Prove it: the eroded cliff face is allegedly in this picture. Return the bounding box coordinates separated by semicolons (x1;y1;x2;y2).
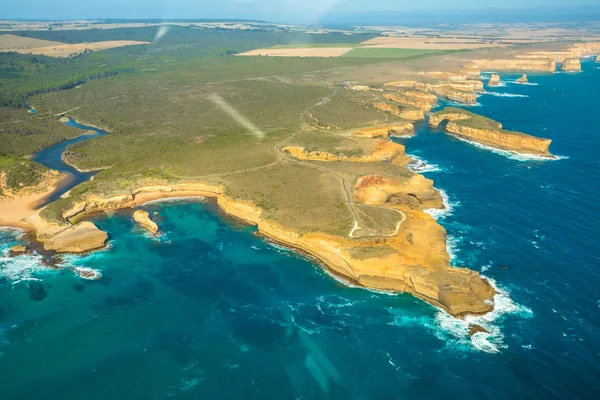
353;174;443;210
468;58;556;72
488;74;500;86
133;210;158;234
282;141;411;167
446;122;552;156
25;174;495;316
383;92;436;112
429;111;502;129
26;213;108;253
561;58;582;72
516;74;528;83
354;123;414;138
385;80;479;105
373;102;424;121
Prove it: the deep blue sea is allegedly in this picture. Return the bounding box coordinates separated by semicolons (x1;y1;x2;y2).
1;60;599;399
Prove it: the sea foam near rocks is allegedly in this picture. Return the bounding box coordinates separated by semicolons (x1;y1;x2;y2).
450;134;568;161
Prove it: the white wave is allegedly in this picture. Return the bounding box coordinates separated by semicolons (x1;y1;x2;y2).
446;234;462;263
433;277;533;354
510;81;538;86
0;250;53;283
406;155;442;173
480;92;529;98
449;134;568;161
424;189;457;220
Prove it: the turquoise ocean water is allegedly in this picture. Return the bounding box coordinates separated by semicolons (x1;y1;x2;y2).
1;60;599;399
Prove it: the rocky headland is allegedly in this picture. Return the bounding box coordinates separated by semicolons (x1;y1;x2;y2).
19;176;496;317
133;210;159;234
282;140;411;167
516;74;528;84
488;74;500;86
354;123;415;138
561;58;582;72
467;58;556;72
429;107;554;157
373;101;425;121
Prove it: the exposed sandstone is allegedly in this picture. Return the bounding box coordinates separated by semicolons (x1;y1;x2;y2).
517;52;571;63
385;80;479;105
430;107;553;157
25;177;495;316
355;123;414;138
488;74;500;86
374;102;425;121
133;210;158;234
282;141;411;167
9;245;27;254
468;58;556;72
596;54;600;63
468;324;489;336
561;58;581;72
354;174;443;210
383;91;437;112
38;221;108;253
516;74;528;83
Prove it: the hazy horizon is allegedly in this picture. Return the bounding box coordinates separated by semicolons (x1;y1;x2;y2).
3;1;600;25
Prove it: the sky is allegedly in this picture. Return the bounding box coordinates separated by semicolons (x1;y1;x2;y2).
3;0;600;24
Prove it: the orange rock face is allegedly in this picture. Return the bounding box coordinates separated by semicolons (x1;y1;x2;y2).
561;58;581;72
282;140;411;167
355;123;415;138
373;102;425;121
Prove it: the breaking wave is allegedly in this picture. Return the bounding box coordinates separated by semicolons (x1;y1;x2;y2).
449;134;568;161
480;92;529;98
406;154;442;173
424;189;457;220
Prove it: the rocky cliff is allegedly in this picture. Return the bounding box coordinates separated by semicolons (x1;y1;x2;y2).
354;174;443;210
133;210;158;234
488;74;500;86
468;58;556;72
25;176;495;316
385;80;479;105
354;123;414;138
383;92;436;112
282;141;411;167
516;74;528;83
561;58;581;72
430;107;553;157
373;102;424;121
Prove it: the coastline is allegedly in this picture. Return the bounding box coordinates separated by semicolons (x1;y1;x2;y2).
0;172;71;230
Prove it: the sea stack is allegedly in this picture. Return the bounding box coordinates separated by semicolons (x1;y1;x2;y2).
488;74;500;86
595;53;600;63
561;58;581;72
516;74;528;84
133;210;159;234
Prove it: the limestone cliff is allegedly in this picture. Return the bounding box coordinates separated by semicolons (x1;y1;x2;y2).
282;141;411;167
133;210;158;234
355;123;414;138
516;74;528;84
468;58;556;72
383;91;437;112
385;80;479;105
374;102;424;121
488;74;500;86
561;58;581;72
430;107;553;157
596;54;600;63
354;174;443;210
26;177;495;316
26;213;108;253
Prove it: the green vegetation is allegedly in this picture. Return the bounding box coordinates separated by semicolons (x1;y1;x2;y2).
3;26;450;237
0;155;49;193
0;107;80;155
432;107;533;138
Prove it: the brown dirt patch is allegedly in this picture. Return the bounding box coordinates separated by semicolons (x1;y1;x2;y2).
237;47;354;57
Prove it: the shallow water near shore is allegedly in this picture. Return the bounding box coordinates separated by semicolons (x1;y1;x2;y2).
1;62;600;398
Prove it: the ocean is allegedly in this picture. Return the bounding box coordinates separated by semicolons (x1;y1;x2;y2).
1;60;599;399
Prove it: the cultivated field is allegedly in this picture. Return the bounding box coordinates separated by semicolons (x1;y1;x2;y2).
6;39;149;57
0;34;65;50
238;47;354;57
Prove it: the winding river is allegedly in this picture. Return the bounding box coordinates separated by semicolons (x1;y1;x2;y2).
32;119;109;206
